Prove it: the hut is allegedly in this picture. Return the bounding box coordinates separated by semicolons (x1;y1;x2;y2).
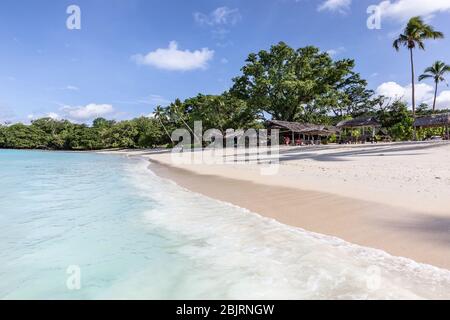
266;120;339;145
413;113;450;140
336;116;382;143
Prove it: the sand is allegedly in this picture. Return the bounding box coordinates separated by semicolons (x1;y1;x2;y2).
105;141;450;270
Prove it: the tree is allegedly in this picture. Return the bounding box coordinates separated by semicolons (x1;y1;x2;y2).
0;124;6;147
378;100;414;141
329;72;375;119
154;106;174;146
393;17;444;117
0;116;167;151
2;123;47;149
419;61;450;113
416;102;432;116
30;118;73;149
182;93;260;131
231;42;372;123
131;116;164;148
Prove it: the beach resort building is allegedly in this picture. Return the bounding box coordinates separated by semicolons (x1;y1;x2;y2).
266;120;339;145
414;113;450;140
336;116;386;143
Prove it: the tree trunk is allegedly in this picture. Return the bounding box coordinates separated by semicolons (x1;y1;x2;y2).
433;81;438;113
409;48;416;116
410;48;417;140
158;118;174;146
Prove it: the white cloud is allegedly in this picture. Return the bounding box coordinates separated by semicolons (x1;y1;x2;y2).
60;103;114;121
326;46;346;57
376;81;434;102
376;81;406;100
65;85;79;91
194;7;241;26
318;0;351;13
47;112;60;120
433;90;450;109
114;94;171;106
376;0;450;22
27;112;60;121
132;41;214;71
375;81;450;109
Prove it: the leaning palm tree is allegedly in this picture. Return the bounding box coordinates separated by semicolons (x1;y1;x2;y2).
154;105;174;146
393;16;444;118
419;61;450;113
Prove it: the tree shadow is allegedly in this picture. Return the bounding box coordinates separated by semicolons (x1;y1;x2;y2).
277;141;449;163
376;213;450;245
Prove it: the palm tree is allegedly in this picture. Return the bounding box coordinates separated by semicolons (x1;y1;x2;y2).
393;17;444;118
169;99;202;145
419;61;450;113
154;105;174;146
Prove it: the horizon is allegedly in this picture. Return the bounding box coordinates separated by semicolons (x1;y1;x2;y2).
1;0;450;124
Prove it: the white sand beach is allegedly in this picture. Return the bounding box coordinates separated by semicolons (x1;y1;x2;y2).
108;141;450;270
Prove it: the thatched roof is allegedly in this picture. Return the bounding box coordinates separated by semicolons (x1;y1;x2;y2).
267;120;339;136
414;113;450;128
337;116;381;128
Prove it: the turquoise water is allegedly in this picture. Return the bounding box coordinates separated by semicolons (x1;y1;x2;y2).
0;150;449;299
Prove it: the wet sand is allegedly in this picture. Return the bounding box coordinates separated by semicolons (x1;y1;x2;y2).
148;160;450;270
104;142;450;270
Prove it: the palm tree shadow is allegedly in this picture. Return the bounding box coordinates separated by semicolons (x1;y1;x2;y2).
376;213;450;245
277;142;449;163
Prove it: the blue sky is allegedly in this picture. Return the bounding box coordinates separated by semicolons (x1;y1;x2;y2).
1;0;450;123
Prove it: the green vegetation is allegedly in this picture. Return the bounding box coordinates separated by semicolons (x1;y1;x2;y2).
377;100;414;141
0;117;166;150
230;43;374;123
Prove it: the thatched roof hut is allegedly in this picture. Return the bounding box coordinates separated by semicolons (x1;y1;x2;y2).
336;116;381;129
413;113;450;128
267;120;339;136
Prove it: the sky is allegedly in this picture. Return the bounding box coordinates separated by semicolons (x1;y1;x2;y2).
1;0;450;124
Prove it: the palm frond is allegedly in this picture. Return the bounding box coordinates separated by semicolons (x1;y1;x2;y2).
418;74;433;81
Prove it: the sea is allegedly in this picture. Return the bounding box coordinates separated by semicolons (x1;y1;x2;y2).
0;150;449;299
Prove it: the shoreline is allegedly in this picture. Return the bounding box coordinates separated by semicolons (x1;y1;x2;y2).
147;159;450;270
102;142;450;270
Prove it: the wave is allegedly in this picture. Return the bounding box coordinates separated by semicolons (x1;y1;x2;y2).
125;158;450;300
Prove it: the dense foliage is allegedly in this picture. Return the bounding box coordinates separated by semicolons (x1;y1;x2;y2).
230;43;374;123
0;117;165;150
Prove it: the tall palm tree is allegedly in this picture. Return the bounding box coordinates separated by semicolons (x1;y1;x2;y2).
393;16;444;118
419;61;450;113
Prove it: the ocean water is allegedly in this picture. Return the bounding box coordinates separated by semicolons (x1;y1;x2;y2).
0;150;449;300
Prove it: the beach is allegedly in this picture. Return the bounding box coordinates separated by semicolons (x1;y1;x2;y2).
110;141;450;270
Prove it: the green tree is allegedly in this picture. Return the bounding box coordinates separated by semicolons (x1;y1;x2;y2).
154;106;174;146
0;124;6;147
378;100;414;141
182;93;259;131
393;17;444;117
419;61;450;113
2;123;46;149
416;102;432;116
231;42;372;123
